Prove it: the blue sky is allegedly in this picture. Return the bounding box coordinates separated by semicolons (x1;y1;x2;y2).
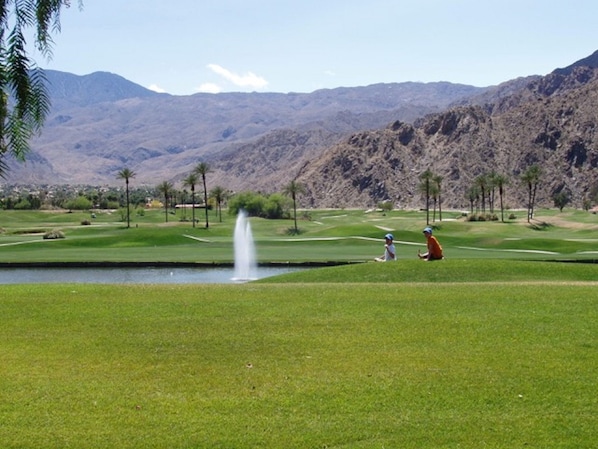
38;0;598;95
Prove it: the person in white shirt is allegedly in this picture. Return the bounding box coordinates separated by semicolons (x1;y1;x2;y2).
375;233;396;262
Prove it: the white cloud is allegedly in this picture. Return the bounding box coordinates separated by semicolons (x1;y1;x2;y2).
207;64;268;90
148;84;167;93
196;83;222;94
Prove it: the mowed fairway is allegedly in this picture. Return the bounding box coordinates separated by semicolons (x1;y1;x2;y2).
1;208;597;447
1;278;597;448
1;208;598;264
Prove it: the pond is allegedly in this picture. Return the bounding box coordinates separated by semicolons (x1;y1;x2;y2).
0;266;306;284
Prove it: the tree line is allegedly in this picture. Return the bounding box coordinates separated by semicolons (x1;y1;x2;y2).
1;161;586;231
418;164;584;224
119;163;306;233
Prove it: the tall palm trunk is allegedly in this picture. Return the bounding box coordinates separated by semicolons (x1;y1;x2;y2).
425;178;430;225
499;186;504;222
527;182;533;222
191;186;196;228
530;182;538;221
125;180;130;228
202;175;209;229
292;193;298;233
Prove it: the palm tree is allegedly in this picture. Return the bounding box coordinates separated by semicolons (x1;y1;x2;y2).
183;173;198;228
418;169;434;225
467;186;480;215
117;168;136;228
474;174;488;214
180;189;188;221
487;170;498;214
521;165;541;222
553;190;570;212
0;1;82;177
493;173;508;222
194;162;210;228
210;186;226;223
430;182;439;222
156;181;173;223
283;180;305;234
433;174;443;222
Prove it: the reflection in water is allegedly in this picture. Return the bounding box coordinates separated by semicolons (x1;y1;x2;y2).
0;266;305;284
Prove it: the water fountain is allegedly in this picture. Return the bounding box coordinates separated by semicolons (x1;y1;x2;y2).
232;210;257;281
0;210;308;284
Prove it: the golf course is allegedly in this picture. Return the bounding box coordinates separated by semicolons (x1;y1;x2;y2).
1;207;596;448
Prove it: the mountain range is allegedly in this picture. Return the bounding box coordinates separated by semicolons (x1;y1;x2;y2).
5;50;598;210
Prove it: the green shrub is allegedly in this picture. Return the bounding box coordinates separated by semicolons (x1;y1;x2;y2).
13;198;31;210
118;208;128;222
263;193;289;219
377;201;393;211
466;213;499;222
43;229;65;239
64;196;92;210
228;191;282;218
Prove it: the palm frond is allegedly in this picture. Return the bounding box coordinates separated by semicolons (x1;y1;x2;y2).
28;67;51;126
6;112;33;161
6;25;33;117
0;153;9;179
35;0;65;57
0;0;80;177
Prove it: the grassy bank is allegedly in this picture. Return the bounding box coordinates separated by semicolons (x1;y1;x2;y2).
257;259;598;283
1;208;597;264
1;282;596;448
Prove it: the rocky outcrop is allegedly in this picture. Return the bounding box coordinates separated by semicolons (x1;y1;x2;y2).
297;69;598;209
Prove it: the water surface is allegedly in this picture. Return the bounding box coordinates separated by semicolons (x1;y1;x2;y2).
0;266;304;284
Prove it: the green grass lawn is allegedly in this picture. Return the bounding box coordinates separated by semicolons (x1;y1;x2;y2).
257;259;598;283
1;207;597;264
1;281;596;448
1;208;597;448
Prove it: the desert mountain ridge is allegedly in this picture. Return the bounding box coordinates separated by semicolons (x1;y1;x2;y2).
4;49;598;210
7;71;490;188
299;65;598;210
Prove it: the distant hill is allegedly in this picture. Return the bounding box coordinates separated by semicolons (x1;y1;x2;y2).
6;72;486;188
44;70;162;108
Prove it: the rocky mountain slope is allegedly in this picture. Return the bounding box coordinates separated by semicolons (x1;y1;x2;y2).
296;65;598;209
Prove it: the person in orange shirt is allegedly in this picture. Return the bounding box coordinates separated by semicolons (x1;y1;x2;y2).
418;227;443;261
